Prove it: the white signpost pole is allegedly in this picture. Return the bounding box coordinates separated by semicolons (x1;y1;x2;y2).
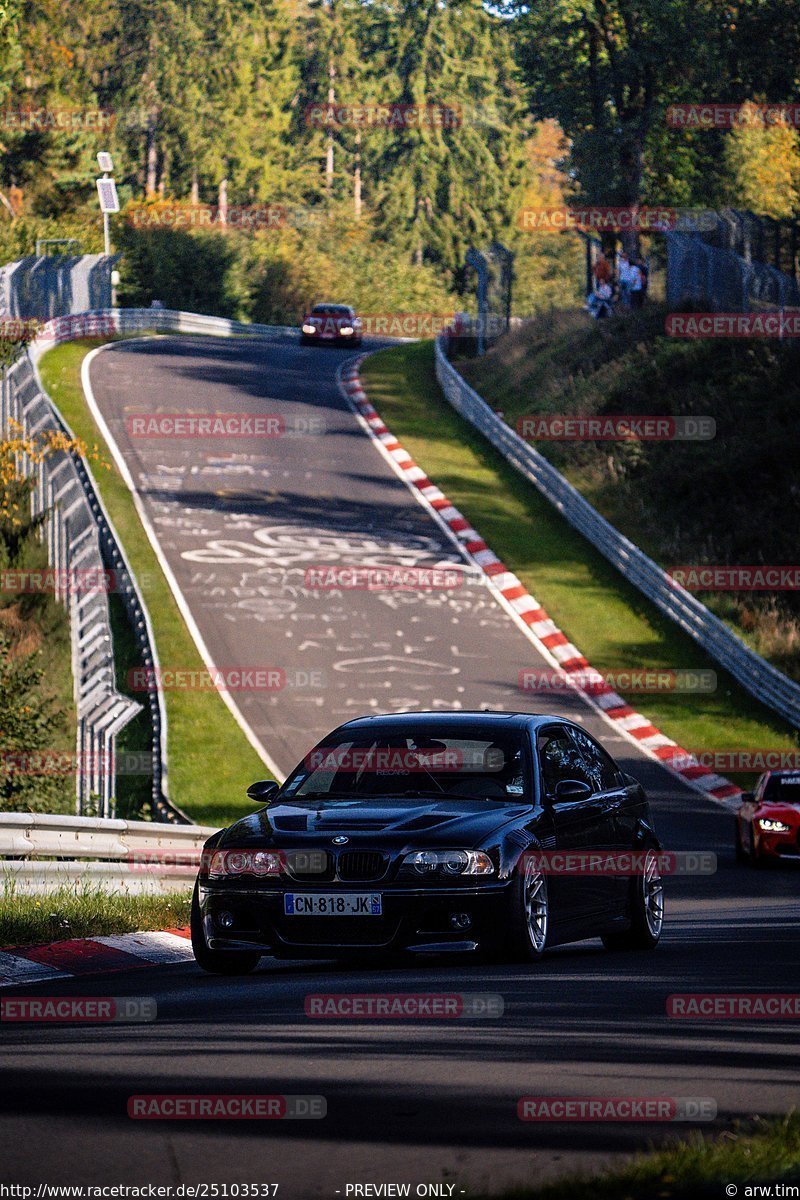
95;152;119;303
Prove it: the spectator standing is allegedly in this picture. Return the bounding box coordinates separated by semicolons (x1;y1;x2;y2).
617;252;633;307
630;261;645;308
592;253;611;287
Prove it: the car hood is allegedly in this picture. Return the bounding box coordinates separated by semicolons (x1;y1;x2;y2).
217;795;532;849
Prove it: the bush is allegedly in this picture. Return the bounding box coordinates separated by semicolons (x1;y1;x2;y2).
0;629;72;813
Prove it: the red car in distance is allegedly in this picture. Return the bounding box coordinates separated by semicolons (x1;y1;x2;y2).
301;303;363;346
736;769;800;865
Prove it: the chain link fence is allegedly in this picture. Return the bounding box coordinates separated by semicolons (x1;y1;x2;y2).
459;243;514;356
667;209;800;312
0;254;116;319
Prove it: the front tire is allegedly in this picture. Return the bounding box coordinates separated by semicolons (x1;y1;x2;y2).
504;852;549;962
602;847;663;951
735;819;748;863
190;883;261;976
749;829;767;868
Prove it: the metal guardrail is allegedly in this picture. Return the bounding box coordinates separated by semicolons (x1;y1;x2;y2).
0;812;215;895
4;306;299;820
28;307;298;351
0;254;115;318
1;353;143;818
435;335;800;731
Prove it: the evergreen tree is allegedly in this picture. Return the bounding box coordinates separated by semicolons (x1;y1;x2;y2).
506;0;730;254
371;0;527;273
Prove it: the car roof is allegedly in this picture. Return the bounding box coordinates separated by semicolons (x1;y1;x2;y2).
336;710;570;734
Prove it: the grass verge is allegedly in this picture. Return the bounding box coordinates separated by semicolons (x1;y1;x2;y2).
0;879;191;947
38;337;269;826
0;535;76;814
488;1113;800;1198
360;342;798;785
459;306;800;682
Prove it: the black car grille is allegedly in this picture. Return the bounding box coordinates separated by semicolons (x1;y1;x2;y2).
285;850;335;882
336;850;389;882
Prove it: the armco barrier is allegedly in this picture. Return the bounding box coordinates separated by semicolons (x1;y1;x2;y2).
1;351;143;819
4;306;298;820
28;307;298;354
434;335;800;731
0;812;215;895
0;253;115;319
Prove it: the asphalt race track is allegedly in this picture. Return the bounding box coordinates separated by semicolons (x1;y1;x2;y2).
1;333;798;1197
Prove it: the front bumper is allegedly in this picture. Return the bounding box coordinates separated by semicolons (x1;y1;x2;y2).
755;827;800;859
300;331;361;345
198;881;510;956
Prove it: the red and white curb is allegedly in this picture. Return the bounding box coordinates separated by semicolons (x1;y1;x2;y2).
0;929;192;988
339;359;741;808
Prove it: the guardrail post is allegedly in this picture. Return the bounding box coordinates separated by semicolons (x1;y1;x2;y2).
434;331;800;730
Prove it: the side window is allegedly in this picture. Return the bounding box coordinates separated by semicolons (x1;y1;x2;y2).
570;728;621;793
537;729;592;796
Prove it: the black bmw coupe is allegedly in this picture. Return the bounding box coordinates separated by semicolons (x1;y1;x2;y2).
191;711;664;973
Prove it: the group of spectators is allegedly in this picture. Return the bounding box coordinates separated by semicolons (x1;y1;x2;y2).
585;250;647;319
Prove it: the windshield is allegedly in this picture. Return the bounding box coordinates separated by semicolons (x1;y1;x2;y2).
280;728;529;801
763;775;800;804
311;305;351;316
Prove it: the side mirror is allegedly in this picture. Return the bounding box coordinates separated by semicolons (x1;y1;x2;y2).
553;778;593;801
739;791;754;805
246;779;279;804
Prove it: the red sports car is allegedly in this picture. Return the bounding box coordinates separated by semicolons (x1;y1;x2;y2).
300;303;363;346
736;770;800;865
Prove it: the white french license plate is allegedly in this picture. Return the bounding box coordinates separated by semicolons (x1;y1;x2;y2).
284;893;382;917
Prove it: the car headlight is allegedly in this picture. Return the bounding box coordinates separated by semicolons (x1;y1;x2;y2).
206;849;284;879
758;818;791;833
302;324;317;335
400;849;494;877
339;326;354;336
